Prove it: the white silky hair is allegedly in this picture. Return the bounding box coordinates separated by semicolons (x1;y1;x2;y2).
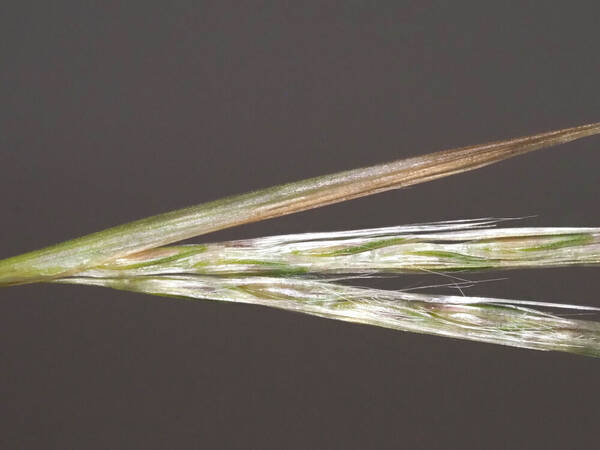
58;274;600;356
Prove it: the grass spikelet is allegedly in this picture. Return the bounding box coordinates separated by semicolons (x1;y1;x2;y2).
74;219;600;278
56;275;600;356
2;123;600;357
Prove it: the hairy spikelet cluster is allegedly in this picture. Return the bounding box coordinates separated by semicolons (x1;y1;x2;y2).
59;274;600;356
74;219;600;278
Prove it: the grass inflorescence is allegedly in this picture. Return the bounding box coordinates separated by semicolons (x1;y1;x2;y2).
2;123;600;356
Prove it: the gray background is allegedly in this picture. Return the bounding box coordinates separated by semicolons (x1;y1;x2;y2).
2;2;600;449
